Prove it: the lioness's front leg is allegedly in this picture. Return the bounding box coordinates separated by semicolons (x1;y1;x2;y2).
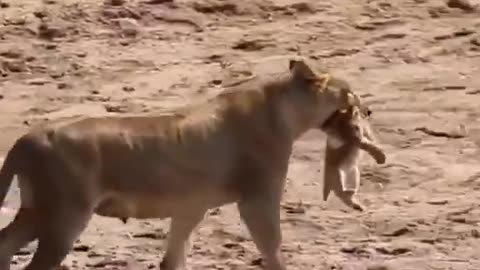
238;197;286;270
160;211;206;270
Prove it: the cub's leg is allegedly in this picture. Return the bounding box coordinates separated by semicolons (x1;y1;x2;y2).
336;166;365;211
23;204;93;270
237;197;286;270
358;139;386;164
160;211;205;270
0;208;37;270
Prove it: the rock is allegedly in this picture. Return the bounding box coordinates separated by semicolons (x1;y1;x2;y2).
1;60;29;72
104;104;127;113
45;43;58;50
0;1;10;8
192;1;238;14
91;259;128;268
282;203;307;214
417;46;448;62
289;2;316;13
375;246;411;255
232;38;275;51
122;86;135;92
114;18;141;37
446;0;477;11
38;22;67;40
104;0;125;6
49;70;65;79
5;17;26;26
57;82;70;89
75;51;88;57
340;245;370;255
132;232;166;239
427;198;449;205
85;95;110;102
453;28;475;37
33;10;48;18
73;244;91;252
147;0;174;3
471;36;480;46
381;226;410;237
119;39;130;46
367;264;391;270
0;48;23;59
250;258;263;266
210;79;222;85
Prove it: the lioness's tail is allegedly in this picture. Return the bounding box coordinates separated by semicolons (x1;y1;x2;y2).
0;141;20;209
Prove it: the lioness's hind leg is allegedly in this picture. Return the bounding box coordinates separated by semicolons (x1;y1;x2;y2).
0;208;37;270
238;199;286;270
160;211;205;270
23;208;92;270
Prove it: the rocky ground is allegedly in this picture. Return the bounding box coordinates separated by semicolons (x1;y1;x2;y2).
1;0;480;269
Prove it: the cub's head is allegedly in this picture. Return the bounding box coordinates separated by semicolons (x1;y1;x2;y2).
288;58;358;129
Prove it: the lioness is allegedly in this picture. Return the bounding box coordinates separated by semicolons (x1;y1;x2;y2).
0;58;361;270
321;99;386;211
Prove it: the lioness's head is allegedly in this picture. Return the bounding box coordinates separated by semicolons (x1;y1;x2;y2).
288;58;358;130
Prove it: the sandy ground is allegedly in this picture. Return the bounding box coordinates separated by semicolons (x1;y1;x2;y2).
1;0;480;269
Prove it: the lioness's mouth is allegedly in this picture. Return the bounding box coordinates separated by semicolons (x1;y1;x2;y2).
319;109;341;130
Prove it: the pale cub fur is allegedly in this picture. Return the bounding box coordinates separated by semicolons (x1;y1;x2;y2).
321;101;386;211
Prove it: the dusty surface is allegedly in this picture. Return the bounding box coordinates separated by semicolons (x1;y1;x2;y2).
1;0;480;269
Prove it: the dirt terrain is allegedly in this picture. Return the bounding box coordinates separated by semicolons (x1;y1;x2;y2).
1;0;480;269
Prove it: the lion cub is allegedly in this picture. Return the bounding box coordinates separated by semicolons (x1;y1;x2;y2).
321;104;386;211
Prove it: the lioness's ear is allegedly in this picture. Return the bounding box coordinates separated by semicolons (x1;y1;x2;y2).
289;59;317;81
317;73;331;91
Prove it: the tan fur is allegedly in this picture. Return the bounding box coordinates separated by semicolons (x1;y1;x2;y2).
321;102;386;211
0;58;357;270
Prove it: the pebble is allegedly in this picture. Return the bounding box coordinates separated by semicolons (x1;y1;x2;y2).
26;78;51;85
122;86;135;92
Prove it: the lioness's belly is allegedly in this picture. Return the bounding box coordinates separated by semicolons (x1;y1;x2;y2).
96;189;238;219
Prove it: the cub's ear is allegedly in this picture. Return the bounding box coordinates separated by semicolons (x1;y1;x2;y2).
289;58;318;81
339;91;356;112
